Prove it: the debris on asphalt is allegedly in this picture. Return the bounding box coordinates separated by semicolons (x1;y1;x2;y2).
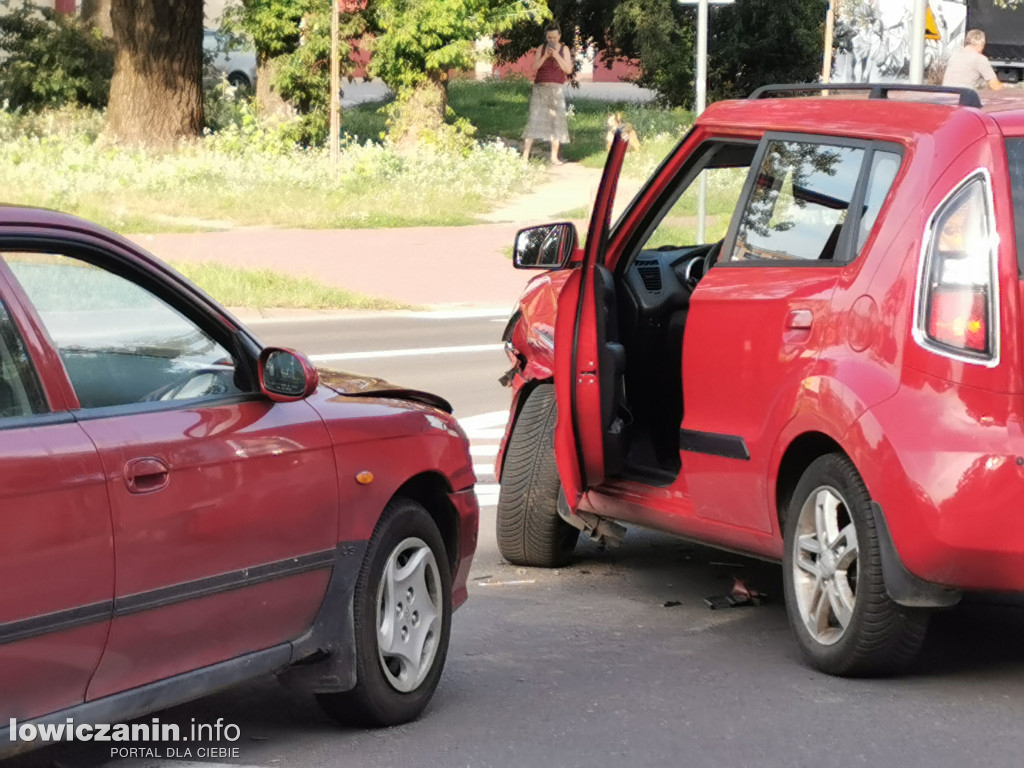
477;579;537;587
473;574;494;581
662;600;682;608
704;576;768;609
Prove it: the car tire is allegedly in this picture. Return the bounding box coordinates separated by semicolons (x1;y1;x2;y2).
227;72;251;90
496;383;579;568
782;453;929;677
317;497;452;727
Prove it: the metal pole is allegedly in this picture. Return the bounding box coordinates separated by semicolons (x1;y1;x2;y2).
909;0;928;84
330;0;341;167
696;0;708;244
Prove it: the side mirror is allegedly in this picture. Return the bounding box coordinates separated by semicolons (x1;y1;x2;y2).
258;348;318;402
513;222;578;270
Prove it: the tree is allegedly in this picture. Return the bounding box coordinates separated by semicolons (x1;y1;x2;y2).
81;0;113;37
0;1;113;110
105;0;204;147
224;0;367;138
497;0;618;68
610;0;826;108
368;0;548;140
707;0;827;102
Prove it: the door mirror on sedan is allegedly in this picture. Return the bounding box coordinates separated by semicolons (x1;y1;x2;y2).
513;222;578;270
259;348;319;402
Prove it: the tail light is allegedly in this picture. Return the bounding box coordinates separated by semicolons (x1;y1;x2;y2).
916;173;998;363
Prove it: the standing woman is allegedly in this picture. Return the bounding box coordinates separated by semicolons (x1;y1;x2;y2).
522;22;573;165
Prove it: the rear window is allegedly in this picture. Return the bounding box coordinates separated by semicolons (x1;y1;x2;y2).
728;139;900;264
1005;139;1024;276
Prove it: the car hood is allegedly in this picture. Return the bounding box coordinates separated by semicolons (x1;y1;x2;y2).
316;368;453;414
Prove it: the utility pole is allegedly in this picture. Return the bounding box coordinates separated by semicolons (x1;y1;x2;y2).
330;0;341;167
822;0;837;84
909;0;928;84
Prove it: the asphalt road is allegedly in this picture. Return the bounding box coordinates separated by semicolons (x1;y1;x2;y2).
13;312;1024;768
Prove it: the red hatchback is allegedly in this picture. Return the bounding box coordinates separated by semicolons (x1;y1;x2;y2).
497;85;1024;676
0;207;477;756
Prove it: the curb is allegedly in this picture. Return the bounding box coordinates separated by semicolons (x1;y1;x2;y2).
229;305;513;325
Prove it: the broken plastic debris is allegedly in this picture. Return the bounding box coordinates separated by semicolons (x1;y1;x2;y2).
704;576;768;609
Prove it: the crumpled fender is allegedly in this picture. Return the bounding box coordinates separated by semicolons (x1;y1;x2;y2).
317;368;453;414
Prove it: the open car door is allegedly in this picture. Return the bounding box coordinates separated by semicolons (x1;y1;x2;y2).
553;131;629;511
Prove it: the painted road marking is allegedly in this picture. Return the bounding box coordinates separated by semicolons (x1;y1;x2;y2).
458;411;508;432
459;411;510;509
309;343;503;362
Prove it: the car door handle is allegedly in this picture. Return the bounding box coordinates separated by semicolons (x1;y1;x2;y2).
125;457;170;494
786;309;814;331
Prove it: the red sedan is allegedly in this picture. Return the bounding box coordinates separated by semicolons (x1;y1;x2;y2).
0;206;478;756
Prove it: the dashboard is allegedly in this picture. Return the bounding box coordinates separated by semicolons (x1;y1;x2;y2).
621;243;716;316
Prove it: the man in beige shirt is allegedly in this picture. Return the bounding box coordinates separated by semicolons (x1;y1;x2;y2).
943;29;1005;91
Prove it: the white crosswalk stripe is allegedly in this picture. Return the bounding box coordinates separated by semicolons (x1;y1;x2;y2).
459;411;508;509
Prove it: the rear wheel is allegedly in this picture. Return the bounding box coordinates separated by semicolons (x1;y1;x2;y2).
318;498;451;726
782;454;929;676
496;384;579;567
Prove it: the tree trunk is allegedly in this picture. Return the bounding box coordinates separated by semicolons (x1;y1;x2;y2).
255;56;295;121
81;0;113;37
105;0;203;149
390;73;448;149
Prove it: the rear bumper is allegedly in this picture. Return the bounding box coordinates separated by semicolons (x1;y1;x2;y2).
449;488;479;610
853;387;1024;595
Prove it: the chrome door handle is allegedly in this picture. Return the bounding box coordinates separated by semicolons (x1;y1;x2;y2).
124;457;170;494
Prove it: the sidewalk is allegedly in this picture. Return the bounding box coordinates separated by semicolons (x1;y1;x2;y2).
131;223;528;310
131;164;632;311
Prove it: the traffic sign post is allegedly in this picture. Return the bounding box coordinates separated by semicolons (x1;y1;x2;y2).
678;0;734;244
909;0;928;84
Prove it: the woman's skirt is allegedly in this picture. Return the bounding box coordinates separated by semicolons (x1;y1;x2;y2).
522;83;570;143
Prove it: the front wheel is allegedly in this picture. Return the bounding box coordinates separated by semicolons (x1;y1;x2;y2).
496;384;579;568
782;454;929;677
318;498;452;726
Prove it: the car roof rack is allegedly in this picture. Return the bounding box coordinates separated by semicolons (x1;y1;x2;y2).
748;83;982;109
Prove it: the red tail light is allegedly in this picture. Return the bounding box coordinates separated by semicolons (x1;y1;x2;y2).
916;174;997;363
926;288;988;353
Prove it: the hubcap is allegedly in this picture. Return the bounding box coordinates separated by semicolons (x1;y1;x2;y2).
375;537;442;693
792;486;859;646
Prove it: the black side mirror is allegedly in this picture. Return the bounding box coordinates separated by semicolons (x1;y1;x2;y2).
513;222;578;270
259;348;318;402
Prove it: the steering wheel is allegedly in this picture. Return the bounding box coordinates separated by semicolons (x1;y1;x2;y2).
141;365;239;402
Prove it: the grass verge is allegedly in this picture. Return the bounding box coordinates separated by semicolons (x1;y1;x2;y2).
347;78;690;179
170;261;405;311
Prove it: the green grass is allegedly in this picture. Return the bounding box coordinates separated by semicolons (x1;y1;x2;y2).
344;78;691;179
553;206;589;220
171;261;405;310
0;105;540;234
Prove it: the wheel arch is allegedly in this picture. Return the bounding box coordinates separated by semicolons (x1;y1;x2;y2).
774;431;847;531
496;376;552;482
392;471;459;574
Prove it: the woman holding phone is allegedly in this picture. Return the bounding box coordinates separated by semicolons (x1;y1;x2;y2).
521;22;573;165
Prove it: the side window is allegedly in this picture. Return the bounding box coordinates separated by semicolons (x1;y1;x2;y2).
0;301;48;419
856;150;901;253
729;140;865;262
3;252;246;409
640;143;757;251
